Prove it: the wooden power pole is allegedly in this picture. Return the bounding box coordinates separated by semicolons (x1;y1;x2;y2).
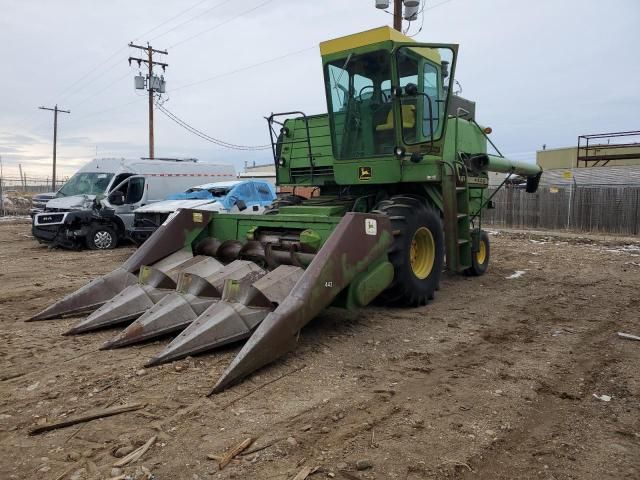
128;43;168;159
393;0;403;32
39;105;70;190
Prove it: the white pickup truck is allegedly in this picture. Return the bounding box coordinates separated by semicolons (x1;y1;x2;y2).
128;179;276;244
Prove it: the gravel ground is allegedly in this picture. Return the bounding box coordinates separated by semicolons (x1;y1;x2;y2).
0;221;638;480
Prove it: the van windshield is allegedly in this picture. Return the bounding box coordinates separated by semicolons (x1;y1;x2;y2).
57;172;114;197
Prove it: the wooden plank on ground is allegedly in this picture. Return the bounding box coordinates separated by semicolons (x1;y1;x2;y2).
29;403;146;435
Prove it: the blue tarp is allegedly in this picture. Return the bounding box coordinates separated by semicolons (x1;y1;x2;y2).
167;180;276;210
167;190;212;200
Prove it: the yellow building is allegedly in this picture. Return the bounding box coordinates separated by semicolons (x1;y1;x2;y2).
537;146;640;170
537;131;640;170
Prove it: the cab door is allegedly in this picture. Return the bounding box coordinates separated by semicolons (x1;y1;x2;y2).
106;175;146;229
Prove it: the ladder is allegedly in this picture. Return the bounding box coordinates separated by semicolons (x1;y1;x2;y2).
441;161;472;272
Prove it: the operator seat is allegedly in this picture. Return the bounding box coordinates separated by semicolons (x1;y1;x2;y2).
374;104;416;153
375;104;416;131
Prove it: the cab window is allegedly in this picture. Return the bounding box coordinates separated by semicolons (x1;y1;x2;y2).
109;173;134;192
125;177;145;204
325;50;393;159
396;45;453;145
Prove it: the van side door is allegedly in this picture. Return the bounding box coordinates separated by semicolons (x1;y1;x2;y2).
105;175;147;230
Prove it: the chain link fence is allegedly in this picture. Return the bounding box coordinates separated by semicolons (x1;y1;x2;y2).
0;175;67;217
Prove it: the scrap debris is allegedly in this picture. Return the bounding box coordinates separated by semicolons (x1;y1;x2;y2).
617;332;640;342
112;435;157;467
292;466;319;480
29;402;145;435
208;437;255;470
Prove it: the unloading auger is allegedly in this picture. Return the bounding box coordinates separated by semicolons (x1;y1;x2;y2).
32;26;542;393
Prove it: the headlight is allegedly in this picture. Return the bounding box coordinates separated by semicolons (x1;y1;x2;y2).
394;146;406;158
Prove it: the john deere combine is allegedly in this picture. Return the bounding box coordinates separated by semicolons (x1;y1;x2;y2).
32;27;541;393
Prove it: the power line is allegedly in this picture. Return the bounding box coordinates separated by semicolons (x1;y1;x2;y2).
138;0;213;41
408;0;457;37
71;98;146;122
42;45;314;128
61;0;235;111
71;71;132;110
149;0;235;43
18;0;279;133
55;48;128;103
156;103;270;150
25;0;217;118
170;45;316;93
169;0;275;49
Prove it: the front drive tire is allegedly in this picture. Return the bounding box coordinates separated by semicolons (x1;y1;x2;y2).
86;223;118;250
465;230;490;276
373;196;444;307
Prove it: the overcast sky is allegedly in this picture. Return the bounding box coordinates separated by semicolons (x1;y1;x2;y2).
1;0;638;179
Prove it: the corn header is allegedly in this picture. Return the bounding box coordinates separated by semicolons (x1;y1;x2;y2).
32;27;541;394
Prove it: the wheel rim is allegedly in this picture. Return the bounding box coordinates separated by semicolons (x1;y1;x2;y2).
410;227;435;279
476;239;487;265
94;231;113;249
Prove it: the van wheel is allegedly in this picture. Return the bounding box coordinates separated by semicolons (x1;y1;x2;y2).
86;224;118;250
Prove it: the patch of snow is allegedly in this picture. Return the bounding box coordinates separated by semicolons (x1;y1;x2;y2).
0;215;31;222
506;270;525;279
592;394;612;402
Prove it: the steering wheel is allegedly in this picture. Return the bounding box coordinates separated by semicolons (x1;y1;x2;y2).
358;85;390;103
357;85;375;101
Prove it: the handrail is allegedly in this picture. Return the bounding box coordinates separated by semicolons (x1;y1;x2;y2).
267;111;315;182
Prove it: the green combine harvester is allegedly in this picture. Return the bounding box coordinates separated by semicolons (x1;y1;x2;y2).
32;27;541;394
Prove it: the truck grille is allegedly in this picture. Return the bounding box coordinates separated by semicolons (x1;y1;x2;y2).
36;213;65;224
290;166;334;179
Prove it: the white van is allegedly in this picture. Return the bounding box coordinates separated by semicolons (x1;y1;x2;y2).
32;157;235;249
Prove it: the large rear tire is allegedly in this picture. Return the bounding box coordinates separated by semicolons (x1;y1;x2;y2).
373;196;444;307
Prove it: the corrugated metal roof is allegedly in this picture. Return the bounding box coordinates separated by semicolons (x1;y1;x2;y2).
540;165;640;187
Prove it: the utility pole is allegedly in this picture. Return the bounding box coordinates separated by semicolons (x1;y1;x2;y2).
128;43;168;159
38;105;70;191
377;1;420;32
19;164;25;191
0;155;4;215
393;0;403;31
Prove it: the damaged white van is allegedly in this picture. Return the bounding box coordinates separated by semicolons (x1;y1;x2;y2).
32;157;235;249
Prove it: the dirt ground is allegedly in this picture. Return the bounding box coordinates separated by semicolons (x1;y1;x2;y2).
0;220;638;480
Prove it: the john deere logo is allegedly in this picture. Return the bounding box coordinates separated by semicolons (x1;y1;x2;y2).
358;166;372;180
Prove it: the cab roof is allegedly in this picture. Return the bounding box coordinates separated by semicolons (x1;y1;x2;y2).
319;26;414;57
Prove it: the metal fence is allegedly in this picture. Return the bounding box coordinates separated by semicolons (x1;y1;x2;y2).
484;186;640;235
0;175;68;216
0;175;66;193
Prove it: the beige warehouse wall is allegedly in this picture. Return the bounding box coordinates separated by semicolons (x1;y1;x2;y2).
537;146;640;170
